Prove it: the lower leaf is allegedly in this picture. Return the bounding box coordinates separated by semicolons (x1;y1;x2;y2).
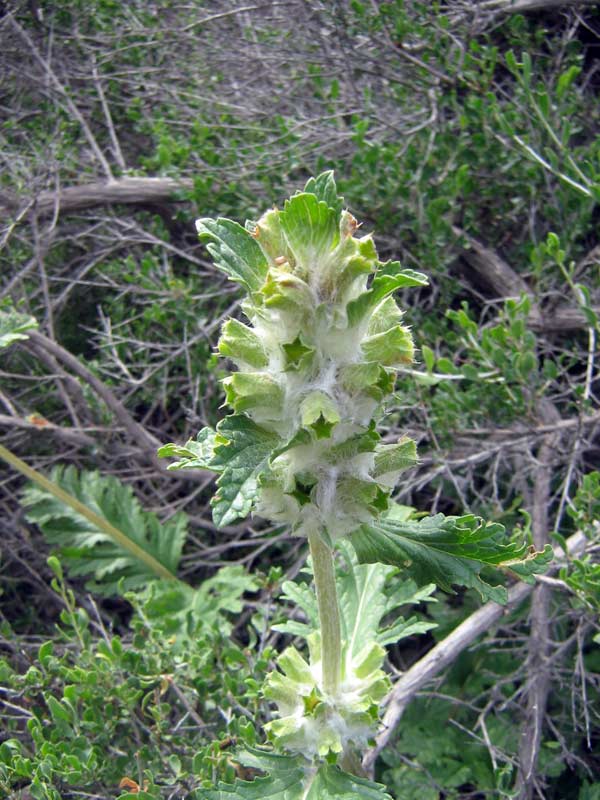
350;513;552;604
201;748;392;799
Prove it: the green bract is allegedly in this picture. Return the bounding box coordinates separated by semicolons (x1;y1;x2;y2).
162;172;427;541
263;635;389;758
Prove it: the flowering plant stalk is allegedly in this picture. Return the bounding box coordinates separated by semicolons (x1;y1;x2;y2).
160;173;551;798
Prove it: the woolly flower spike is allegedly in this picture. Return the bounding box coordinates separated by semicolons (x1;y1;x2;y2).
162;172;427;540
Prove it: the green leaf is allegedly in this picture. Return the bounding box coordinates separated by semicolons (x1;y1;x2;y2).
350;514;551;604
339;362;394;400
131;565;259;640
251;207;294;267
436;357;457;374
203;748;392;799
366;295;405;335
346;265;428;328
303;171;344;220
222;372;284;418
272;578;318;639
337;541;436;656
505;49;518;75
0;305;38;349
211;415;281;527
158;427;217;471
362;323;414;366
421;344;435;372
336;476;389;518
522;51;532;83
203;748;304;799
47;555;63;581
45;695;72;723
21;466;187;595
308;764;392;799
274;540;436;650
219;319;269;368
326;425;380;464
196;217;268;293
259;267;313;312
516;350;537;378
372;437;417;484
279;193;339;276
568;471;600;534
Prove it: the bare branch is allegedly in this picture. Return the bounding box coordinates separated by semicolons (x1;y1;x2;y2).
516;401;560;799
453;226;599;331
24;330;181;474
91;56;127;172
475;0;599;14
453;225;536;300
0;413;97;447
1;177;194;220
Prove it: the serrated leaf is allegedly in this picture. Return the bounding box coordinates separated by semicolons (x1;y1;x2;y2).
307;764;392;799
337;476;389;517
0;306;38;349
337;542;436;657
196;217;268;292
366;295;404;336
282;335;315;371
326;425;380;464
21;466;187;595
203;748;392;799
260;267;313;312
202;747;304;799
272;576;318;639
378;613;437;647
211;415;281;527
350;514;551;604
339;362;392;399
158;427;217;471
507;544;553;583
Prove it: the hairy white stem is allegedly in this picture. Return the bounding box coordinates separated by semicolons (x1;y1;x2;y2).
308;531;342;697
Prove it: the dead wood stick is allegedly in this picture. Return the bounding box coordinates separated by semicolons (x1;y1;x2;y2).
515;399;560;799
1;177;194;220
0;413;97;447
453;226;599;331
476;0;598;13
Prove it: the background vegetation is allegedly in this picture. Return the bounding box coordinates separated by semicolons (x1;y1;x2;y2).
0;1;599;798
